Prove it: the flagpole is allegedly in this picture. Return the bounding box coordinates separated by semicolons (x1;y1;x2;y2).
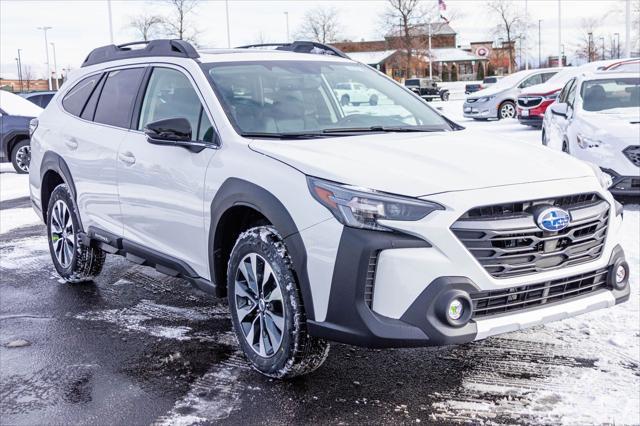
625;0;631;58
557;0;562;67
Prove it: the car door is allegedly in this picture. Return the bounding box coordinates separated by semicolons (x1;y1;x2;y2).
547;77;576;150
58;68;145;236
117;65;218;277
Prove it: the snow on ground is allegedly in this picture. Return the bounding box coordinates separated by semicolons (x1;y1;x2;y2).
0;163;30;202
0;207;40;234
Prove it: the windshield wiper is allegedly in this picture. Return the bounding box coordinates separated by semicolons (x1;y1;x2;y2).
240;132;332;139
322;125;447;134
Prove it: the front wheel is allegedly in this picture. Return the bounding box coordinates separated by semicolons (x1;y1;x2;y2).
440;91;450;101
227;226;329;378
47;184;106;282
541;129;548;146
340;95;350;106
498;101;516;119
11;139;30;174
369;94;379;106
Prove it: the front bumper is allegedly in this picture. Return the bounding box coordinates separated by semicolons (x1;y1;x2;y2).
517;115;543;127
602;168;640;196
303;178;629;348
463;101;497;119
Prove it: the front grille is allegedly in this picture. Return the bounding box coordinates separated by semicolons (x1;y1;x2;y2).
460;193;600;220
452;194;609;278
364;252;379;308
517;96;543;108
623;145;640;167
471;268;609;318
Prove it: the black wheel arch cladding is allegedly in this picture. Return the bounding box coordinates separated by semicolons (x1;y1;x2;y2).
40;151;81;227
209;177;316;319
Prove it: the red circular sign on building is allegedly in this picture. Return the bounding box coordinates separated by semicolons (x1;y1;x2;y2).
476;47;489;57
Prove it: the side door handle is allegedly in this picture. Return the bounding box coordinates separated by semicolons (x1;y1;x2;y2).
118;151;136;166
65;138;78;150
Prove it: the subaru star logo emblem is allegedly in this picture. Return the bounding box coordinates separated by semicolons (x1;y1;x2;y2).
536;207;571;232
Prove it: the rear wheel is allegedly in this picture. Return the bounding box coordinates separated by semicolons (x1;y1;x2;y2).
440;91;450;101
227;226;329;378
369;94;378;106
47;184;105;282
498;101;516;119
340;95;350;106
11;139;30;174
562;139;570;154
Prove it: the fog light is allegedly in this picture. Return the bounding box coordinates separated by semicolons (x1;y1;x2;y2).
447;299;464;320
616;264;627;284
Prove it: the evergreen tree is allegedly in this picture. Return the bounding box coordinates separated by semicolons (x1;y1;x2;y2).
451;65;458;82
476;63;485;80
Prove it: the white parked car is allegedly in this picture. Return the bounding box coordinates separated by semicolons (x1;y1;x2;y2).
463;68;559;120
29;40;631;379
543;71;640;196
333;82;379;106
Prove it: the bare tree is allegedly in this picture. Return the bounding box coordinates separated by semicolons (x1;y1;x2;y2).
296;6;342;44
128;13;163;41
381;0;425;78
487;0;523;73
573;17;603;62
23;65;33;91
162;0;201;44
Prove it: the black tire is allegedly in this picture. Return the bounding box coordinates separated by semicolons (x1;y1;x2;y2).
498;101;516;119
340;95;350;106
541;129;548;146
369;95;378;106
11;139;30;174
562;140;570;154
440;91;450;101
227;226;329;378
46;184;106;283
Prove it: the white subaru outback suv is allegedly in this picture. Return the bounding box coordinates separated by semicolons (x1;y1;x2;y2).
29;40;630;378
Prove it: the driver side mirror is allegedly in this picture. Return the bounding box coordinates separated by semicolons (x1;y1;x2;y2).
550;103;568;118
144;117;211;153
144;117;192;143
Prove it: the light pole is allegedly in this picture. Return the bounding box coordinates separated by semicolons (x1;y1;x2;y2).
37;26;52;90
557;0;562;68
588;32;593;62
51;42;59;90
107;0;114;43
225;0;231;48
16;49;23;92
538;20;542;68
625;0;631;58
284;12;290;43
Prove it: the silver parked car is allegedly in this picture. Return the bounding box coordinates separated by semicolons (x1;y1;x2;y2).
463;68;559;120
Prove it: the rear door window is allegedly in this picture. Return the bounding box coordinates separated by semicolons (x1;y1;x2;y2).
62;74;102;116
94;68;145;128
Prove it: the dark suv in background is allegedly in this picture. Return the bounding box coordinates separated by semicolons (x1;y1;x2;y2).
0;91;42;173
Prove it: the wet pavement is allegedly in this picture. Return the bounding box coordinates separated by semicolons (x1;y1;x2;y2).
1;210;639;425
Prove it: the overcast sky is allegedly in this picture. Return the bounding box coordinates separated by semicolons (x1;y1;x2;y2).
0;0;634;79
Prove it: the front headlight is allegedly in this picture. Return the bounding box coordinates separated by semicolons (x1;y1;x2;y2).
585;162;613;190
577;133;603;149
307;177;443;232
478;95;495;103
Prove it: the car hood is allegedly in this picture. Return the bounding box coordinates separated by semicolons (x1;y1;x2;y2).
249;129;594;197
581;108;640;141
520;81;563;96
466;86;507;98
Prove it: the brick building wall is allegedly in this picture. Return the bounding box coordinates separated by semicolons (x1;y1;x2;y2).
0;78;54;93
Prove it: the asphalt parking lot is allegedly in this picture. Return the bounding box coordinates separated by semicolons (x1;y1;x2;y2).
1;105;639;425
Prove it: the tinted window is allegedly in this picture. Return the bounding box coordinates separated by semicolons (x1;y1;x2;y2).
81;76;106;121
40;93;54;108
541;72;557;83
138;68;206;141
62;74;101;116
94;68;145;128
581;77;640;111
28;95;43;107
558;78;575;103
520;74;542;88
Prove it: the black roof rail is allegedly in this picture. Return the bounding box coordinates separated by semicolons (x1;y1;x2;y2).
235;41;350;59
81;39;200;67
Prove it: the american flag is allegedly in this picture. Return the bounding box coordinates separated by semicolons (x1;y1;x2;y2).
438;0;447;11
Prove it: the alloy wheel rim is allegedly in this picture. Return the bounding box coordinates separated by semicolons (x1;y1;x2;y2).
234;253;285;358
501;103;515;118
50;200;75;268
15;145;31;172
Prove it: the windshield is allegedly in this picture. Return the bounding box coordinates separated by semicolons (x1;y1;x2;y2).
202;60;451;137
581;77;640;111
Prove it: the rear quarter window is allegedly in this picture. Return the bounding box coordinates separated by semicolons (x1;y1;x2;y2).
62;74;101;116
